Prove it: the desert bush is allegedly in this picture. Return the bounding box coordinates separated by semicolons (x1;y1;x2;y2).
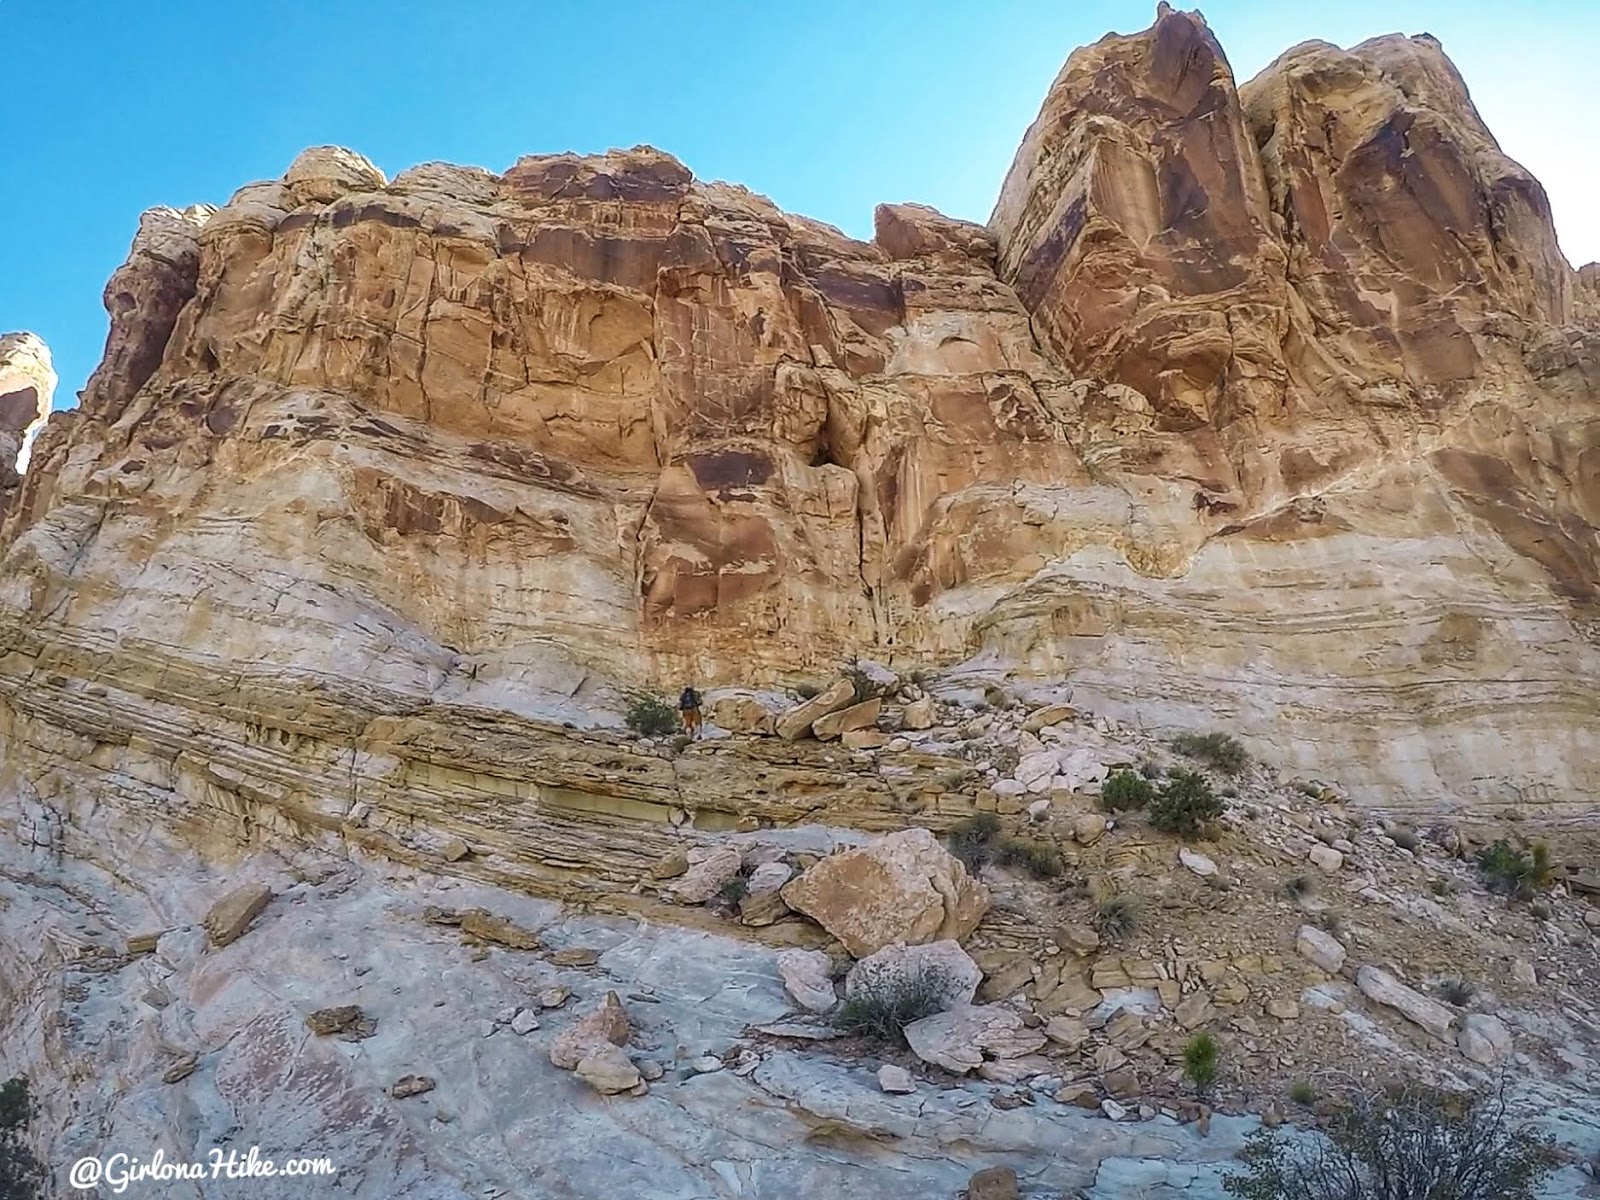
1095;894;1144;942
1289;1080;1317;1106
1149;769;1225;836
947;812;1002;873
832;961;955;1045
1183;1031;1220;1096
983;683;1014;709
1477;840;1553;899
989;744;1021;778
1386;824;1421;852
0;1077;44;1200
1171;731;1249;775
1099;769;1154;813
843;661;883;704
1429;878;1450;897
623;690;679;737
1284;874;1313;900
1139;759;1164;780
1436;977;1475;1007
1223;1080;1558;1200
716;875;748;905
994;837;1065;880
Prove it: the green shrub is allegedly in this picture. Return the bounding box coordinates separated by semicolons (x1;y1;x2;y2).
1100;769;1154;813
994;837;1065;879
1171;732;1249;775
1477;840;1553;899
623;690;679;737
983;683;1014;709
947;812;1002;874
989;744;1021;778
1139;759;1165;780
1094;894;1144;942
832;961;955;1045
1284;874;1313;900
1436;977;1474;1007
843;662;883;705
1313;911;1344;938
1429;878;1450;897
1387;824;1421;852
1149;769;1225;836
1183;1031;1220;1096
1289;1080;1317;1106
0;1077;44;1200
1223;1082;1558;1200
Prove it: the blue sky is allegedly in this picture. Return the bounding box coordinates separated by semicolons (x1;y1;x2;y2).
4;1;1597;408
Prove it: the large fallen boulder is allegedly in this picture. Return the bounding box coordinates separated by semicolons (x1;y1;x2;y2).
780;828;991;957
1356;966;1454;1041
1457;1013;1513;1065
902;1004;1047;1073
203;883;272;948
775;679;855;740
844;941;981;1013
776;949;838;1013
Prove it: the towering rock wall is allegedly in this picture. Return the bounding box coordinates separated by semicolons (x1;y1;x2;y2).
1;8;1596;840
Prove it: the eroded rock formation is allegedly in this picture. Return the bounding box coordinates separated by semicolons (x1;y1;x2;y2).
0;331;54;512
1;9;1599;1193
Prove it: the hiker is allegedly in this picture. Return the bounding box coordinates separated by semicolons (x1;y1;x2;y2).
678;685;702;738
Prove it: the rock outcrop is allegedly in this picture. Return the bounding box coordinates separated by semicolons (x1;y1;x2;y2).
0;332;53;512
780;829;991;956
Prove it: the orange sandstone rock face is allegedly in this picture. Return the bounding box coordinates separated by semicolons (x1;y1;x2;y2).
1;8;1596;821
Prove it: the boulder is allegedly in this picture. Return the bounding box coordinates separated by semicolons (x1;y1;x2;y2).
842;730;889;750
1457;1014;1513;1065
877;1064;916;1094
306;1005;365;1036
709;694;777;735
1023;704;1077;733
1179;848;1218;878
813;698;882;740
391;1075;436;1099
745;862;793;894
1015;751;1060;792
845;941;981;1013
776;949;838;1013
549;991;631;1069
1053;922;1100;956
1308;845;1344;873
966;1166;1020;1200
901;698;936;730
1296;925;1346;974
776;679;855;740
203;883;272;948
668;846;743;904
1073;813;1108;846
1043;1016;1089;1050
459;909;541;950
780;828;990;957
575;1045;642;1095
1356;966;1455;1041
902;1004;1047;1073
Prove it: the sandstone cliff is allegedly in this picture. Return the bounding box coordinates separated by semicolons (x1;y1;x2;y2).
3;16;1595;827
1;9;1598;1195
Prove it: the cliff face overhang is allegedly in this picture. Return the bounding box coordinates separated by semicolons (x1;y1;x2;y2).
1;9;1597;832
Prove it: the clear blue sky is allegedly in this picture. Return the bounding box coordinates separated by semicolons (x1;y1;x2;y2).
4;1;1597;409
